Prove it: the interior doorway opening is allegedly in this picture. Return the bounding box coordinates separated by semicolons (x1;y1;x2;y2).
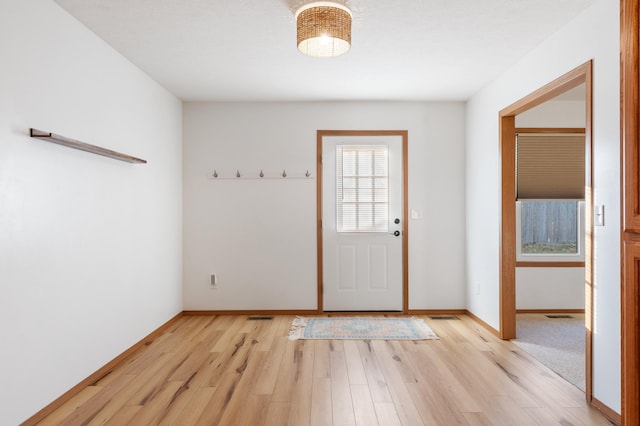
499;61;593;401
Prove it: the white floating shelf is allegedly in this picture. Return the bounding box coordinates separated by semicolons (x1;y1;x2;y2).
30;128;146;164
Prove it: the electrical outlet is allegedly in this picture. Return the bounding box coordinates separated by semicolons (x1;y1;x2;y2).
210;274;218;289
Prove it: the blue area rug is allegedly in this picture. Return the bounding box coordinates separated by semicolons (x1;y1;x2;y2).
288;316;438;340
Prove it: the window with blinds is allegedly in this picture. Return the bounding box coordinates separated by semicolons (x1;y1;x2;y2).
516;133;585;199
336;145;389;232
515;132;586;260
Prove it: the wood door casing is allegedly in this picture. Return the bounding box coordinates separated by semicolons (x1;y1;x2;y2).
316;130;409;313
321;136;404;311
621;0;640;424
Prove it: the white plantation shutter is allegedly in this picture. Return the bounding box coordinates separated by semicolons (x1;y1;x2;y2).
336;145;389;232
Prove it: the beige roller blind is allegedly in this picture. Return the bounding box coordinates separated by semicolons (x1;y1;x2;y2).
516;133;585;199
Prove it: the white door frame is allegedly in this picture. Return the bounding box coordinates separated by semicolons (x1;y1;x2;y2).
316;130;409;313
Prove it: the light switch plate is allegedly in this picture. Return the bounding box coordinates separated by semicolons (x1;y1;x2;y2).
594;205;604;226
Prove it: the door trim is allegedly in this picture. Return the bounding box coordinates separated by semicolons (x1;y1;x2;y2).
498;61;593;400
317;130;409;313
621;0;640;423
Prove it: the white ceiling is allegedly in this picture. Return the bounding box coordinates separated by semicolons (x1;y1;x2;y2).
55;0;596;102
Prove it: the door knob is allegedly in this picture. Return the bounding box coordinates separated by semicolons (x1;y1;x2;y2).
394;218;400;224
393;230;400;236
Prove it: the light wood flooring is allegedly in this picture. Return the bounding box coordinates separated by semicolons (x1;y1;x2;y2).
32;314;614;425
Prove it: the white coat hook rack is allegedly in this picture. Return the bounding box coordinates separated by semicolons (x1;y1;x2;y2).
207;169;314;180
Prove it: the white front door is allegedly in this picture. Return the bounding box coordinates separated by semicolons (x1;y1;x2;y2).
321;133;405;311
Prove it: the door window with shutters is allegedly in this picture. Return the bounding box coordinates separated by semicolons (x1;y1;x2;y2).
336;145;389;233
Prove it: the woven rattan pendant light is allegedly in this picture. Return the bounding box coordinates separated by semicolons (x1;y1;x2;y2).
296;2;352;58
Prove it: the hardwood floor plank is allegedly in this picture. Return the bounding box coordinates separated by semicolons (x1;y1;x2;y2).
218;351;269;425
194;373;241;425
380;340;420;385
313;339;331;379
204;332;252;387
329;339;345;352
440;339;538;407
356;340;393;403
330;350;356;425
271;341;300;402
375;351;425;425
80;355;172;424
252;323;289;395
522;406;578;425
126;380;184;424
102;405;141;425
566;406;619;425
447;317;494;352
126;344;202;406
351;383;378;426
158;387;216;425
252;317;282;352
405;381;467;425
404;343;480;424
167;341;210;382
186;352;223;388
407;345;484;413
241;394;272;426
462;411;493;426
344;340;367;385
34;386;103;426
209;316;247;353
287;346;315;426
154;386;203;425
310;377;332;426
54;374;136;425
32;315;614;426
79;357;170;424
373;402;402;426
210;314;237;331
482;395;538;426
264;401;292;426
111;333;173;378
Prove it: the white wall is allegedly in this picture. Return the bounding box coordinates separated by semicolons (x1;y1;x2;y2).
516;268;585;310
0;1;183;424
516;99;586;128
183;102;466;311
466;0;620;412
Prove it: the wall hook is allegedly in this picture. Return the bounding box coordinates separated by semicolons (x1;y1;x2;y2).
259;169;264;178
236;170;241;178
282;169;287;178
305;170;310;178
213;169;218;178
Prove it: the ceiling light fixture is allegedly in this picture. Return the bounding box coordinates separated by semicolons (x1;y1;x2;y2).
296;2;352;58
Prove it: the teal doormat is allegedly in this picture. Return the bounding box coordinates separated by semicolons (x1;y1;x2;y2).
288;316;438;341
